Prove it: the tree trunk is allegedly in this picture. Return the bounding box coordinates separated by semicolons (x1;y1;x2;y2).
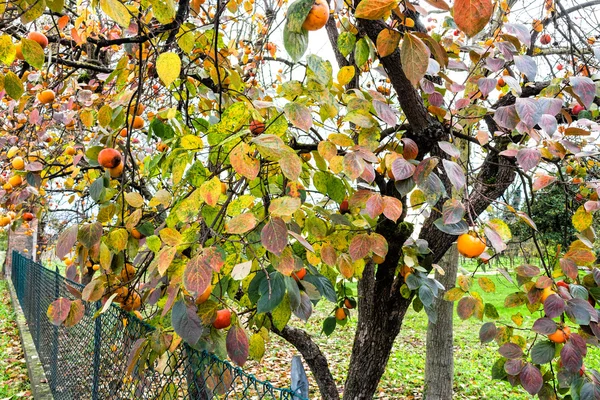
424;243;459;400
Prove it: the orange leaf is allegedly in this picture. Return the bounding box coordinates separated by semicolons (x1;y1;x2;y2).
453;0;493;37
376;29;400;57
231;142;260;180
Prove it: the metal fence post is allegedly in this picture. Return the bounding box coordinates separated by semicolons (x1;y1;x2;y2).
291;355;309;399
34;259;41;347
50;266;60;392
91;302;102;400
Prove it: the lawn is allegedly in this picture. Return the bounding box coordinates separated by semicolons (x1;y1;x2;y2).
0;279;31;399
245;271;600;399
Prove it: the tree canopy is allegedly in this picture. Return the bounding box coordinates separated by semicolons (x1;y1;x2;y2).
2;0;600;398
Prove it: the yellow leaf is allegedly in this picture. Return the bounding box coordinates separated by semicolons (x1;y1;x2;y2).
337;66;355;86
125;192;144;208
100;0;131;28
355;0;398;20
156;52;181;87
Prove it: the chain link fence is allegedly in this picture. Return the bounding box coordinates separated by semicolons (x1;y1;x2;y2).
10;251;305;400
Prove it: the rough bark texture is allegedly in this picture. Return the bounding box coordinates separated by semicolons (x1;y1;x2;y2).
424;243;459;400
273;325;340;400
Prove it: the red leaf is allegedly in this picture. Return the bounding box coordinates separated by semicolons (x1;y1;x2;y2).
56;225;78;259
47;297;72;326
261;217;288;256
370;233;388;257
401;138;419;160
226;325;249;366
365;193;384;219
532;175;556;191
349;234;372;261
498;343;523;359
321;243;337;266
184;254;213;299
391;157;416;180
231;143;260;180
382;196;403;222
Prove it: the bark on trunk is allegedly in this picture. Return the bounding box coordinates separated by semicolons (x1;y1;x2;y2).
424;243;459;400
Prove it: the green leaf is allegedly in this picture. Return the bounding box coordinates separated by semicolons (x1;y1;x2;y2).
78;222;103;248
283;26;308;62
0;35;16;65
156;52;181;87
257;272;286;313
248;333;265;361
4;71;24;100
21;38;44;69
270;293;291;330
150;0;176;23
100;0;131;28
20;0;46;23
47;0;64;12
285;0;314;33
337;32;356;58
323;316;336;335
354;38;370;68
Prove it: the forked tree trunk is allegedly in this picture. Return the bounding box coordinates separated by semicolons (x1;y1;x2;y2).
424;243;459;400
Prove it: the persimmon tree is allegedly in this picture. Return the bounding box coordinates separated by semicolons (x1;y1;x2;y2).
2;0;600;398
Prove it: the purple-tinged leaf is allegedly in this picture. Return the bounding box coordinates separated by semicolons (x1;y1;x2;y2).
429;92;444;107
560;342;583;373
56;225;78;259
183;254;212;300
226;325;249;366
484;226;507;253
516;148;541;172
520;363;543;395
414;157;439;184
504;24;531;47
499;343;523;359
261;217;288;256
505;359;524;375
373;100;397;126
438;141;461;158
293;291;313;322
569;333;587;357
514;55;537;81
442;198;465;225
391;158;416;180
515;98;538;128
478;78;497;97
544;294;565;319
47;297;72;326
442;159;465;190
560;257;578;280
580;382;600;400
479;322;497;344
565;298;598;325
485;57;505;72
538;98;563;116
515;264;540;277
532;318;557;335
171;300;204;345
494;105;519;130
538;114;557;134
570;77;596;109
365;193;384;219
434;218;469;235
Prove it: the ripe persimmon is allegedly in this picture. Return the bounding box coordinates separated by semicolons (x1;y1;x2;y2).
541;286;556;303
195;285;213;304
120;263;136;282
249;120;265;135
301;0;329;31
344;298;356;309
37;89;55;104
22;212;34;221
28;32;49;48
109;163;124;178
157;142;168;152
98;148;122;169
11;157;25;170
457;232;486;258
213;309;232;329
8;175;23;187
548;326;570;343
15;43;24;60
64;146;76;156
132;115;145;129
131;228;144;240
293;267;307;281
335;307;347;321
119;128;128;137
121;292;141;311
0;216;11;227
372;255;385;264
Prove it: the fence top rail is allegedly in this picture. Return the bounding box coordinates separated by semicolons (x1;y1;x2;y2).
11;251;307;400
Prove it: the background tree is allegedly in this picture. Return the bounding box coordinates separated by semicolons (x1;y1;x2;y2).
1;0;600;399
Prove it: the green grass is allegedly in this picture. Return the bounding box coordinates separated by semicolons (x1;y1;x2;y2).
0;280;31;399
245;272;600;399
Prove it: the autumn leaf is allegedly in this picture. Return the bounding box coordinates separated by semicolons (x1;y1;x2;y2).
376;29;400;57
401;33;430;87
355;0;398;20
156;52;181;87
453;0;493;37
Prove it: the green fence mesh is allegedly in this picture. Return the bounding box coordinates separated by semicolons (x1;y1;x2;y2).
11;251;306;400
